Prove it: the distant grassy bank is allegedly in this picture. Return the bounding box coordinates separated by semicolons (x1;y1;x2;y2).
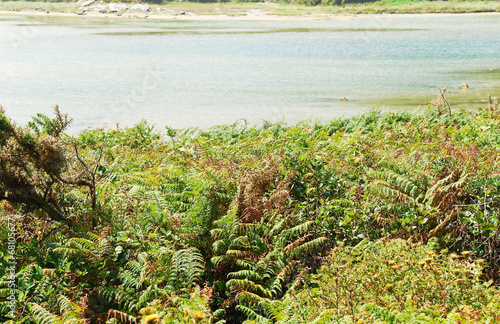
1;0;499;16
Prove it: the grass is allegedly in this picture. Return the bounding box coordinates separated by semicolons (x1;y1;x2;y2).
0;0;499;16
0;1;79;12
341;0;500;14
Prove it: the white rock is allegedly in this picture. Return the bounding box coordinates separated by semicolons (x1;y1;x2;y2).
79;0;96;7
91;5;107;12
130;4;150;12
108;3;129;12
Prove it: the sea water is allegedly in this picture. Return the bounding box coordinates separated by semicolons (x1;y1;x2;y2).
0;13;499;131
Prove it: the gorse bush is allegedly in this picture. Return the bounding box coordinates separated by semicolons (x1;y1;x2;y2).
0;106;93;224
1;106;500;323
274;239;500;323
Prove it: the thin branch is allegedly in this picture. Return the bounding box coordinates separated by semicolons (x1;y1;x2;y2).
73;143;91;174
439;86;451;116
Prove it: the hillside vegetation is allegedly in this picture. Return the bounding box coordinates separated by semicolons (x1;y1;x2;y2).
1;0;499;15
1;104;500;323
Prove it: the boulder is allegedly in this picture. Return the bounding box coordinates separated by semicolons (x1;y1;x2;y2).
79;0;96;7
92;5;107;12
130;4;150;12
108;3;129;13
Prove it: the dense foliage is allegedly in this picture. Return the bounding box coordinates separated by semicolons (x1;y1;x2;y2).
275;239;500;323
7;0;483;7
1;105;500;323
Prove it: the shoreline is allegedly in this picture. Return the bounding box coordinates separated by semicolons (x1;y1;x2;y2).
0;9;345;21
0;0;499;21
1;8;500;21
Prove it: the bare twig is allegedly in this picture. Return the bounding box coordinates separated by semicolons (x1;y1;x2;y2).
439;87;451;116
427;86;451;116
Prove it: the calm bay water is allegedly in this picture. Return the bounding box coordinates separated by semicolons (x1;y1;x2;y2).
0;13;499;131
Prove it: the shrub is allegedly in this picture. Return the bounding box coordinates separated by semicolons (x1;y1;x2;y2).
275;239;500;323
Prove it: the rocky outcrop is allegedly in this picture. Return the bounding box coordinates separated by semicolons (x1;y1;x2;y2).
78;0;96;7
129;4;150;12
108;3;129;13
77;1;150;15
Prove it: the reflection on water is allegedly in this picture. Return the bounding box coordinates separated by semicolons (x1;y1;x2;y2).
0;13;499;131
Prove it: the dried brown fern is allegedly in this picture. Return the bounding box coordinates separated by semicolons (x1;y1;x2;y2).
236;160;281;224
107;309;137;324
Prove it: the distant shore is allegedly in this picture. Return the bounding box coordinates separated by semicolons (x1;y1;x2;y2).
0;0;499;21
1;8;500;22
0;8;348;21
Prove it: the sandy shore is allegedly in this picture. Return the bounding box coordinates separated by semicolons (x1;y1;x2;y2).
0;9;359;21
2;8;500;22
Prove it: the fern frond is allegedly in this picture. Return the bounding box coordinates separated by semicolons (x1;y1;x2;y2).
57;295;81;315
213;239;229;254
269;260;297;297
235;259;255;270
371;179;419;204
170;248;204;289
258;299;281;320
280;221;313;240
284;234;313;254
230;236;250;249
137;287;157;308
211;255;226;267
228;270;263;282
213;308;226;319
226;250;261;262
227;279;272;298
87;232;111;257
31;303;62;324
117;293;139;313
70;238;99;252
236;305;272;324
107;309;137;324
236;290;267;307
99;287;119;305
290;237;327;258
121;270;142;290
268;219;286;238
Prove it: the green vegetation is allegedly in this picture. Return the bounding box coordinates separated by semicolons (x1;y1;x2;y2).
0;0;499;15
2;102;500;323
276;239;500;323
151;0;500;15
0;1;79;13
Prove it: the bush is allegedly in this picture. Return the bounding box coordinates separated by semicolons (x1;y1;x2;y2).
275;239;500;323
